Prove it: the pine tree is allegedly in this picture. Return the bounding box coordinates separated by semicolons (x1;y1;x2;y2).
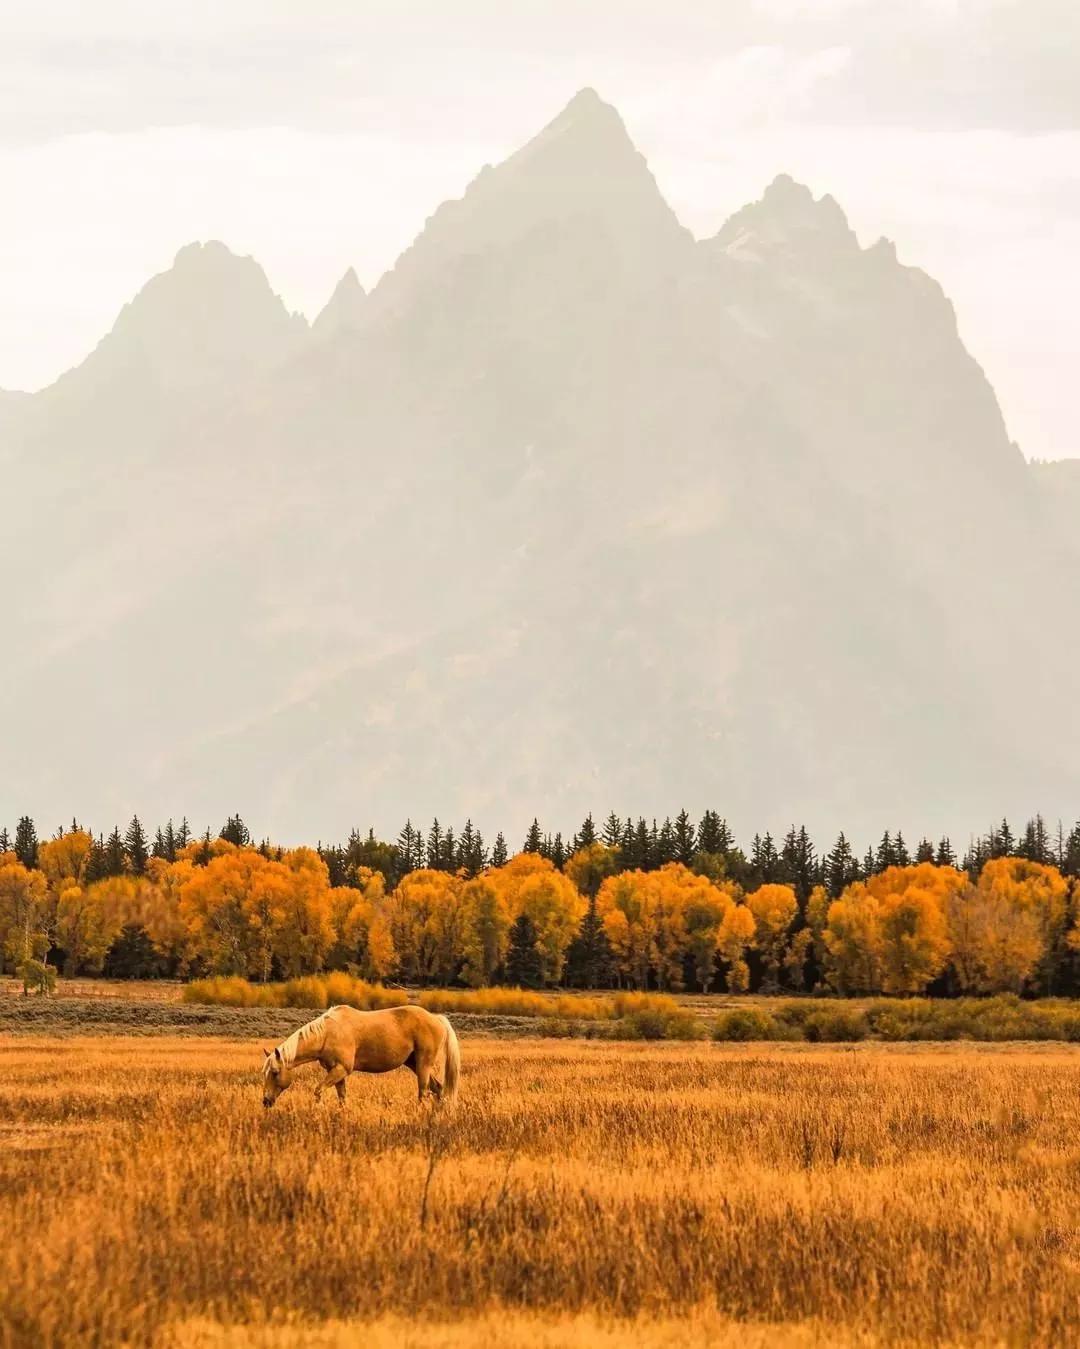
491;832;509;868
426;819;444;870
219;814;251;847
84;834;109;883
824;833;857;898
915;837;935;863
124;816;149;875
893;831;911;868
103;827;126;877
602;812;623;849
397;821;419;875
780;826;816;903
992;818;1015;858
440;826;457;872
0;827;9;854
656;818;676;867
633;818;652;870
176;817;191;850
196;829;214;867
577;814;597;849
673;809;696;865
505;914;543;989
1063;822;1080;879
564;897;615;988
523;819;543;854
14;816;39;869
551;833;567;869
874;832;896;874
936;836;956;868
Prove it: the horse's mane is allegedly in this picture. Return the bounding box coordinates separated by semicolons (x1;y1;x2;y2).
274;1006;340;1067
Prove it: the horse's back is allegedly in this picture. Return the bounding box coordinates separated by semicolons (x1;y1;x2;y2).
327;1004;446;1074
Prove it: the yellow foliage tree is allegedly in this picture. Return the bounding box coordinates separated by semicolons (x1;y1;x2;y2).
747;884;797;991
386;870;466;985
488;854;583;985
459;876;511;987
0;857;51;971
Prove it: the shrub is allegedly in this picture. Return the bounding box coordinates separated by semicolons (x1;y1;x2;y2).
19;959;56;997
803;1008;869;1042
182;975;406;1011
614;1008;705;1041
712;1008;782;1042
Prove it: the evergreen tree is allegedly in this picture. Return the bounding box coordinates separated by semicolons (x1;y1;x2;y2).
0;827;9;854
397;821;421;875
426;819;444;870
697;810;731;856
551;832;567;869
14;816;38;869
491;832;509;868
632;817;652;870
84;834;109;883
505;914;543;989
915;837;935;863
103;827;127;877
602;812;623;849
152;827;168;861
564;896;615;988
522;819;543;854
124;816;149;875
991;818;1015;858
656;818;676;867
862;847;875;878
1063;821;1080;879
874;831;896;874
824;833;857;898
196;829;214;867
936;836;956;868
219;814;251;847
176;817;191;850
751;832;780;883
780;826;816;903
673;809;696;865
893;831;911;868
577;814;597;849
440;826;457;872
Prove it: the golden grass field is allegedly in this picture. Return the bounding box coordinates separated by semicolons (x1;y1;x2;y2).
3;1036;1080;1347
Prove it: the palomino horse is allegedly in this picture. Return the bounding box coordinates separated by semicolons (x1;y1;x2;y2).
262;1004;460;1109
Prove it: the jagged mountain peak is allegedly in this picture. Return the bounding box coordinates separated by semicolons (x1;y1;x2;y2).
714;174;859;261
372;89;690;309
312;267;367;340
51;240;307;400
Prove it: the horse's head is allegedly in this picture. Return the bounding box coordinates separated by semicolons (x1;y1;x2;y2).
262;1047;294;1107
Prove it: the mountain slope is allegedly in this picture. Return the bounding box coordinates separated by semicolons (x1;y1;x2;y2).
2;90;1076;845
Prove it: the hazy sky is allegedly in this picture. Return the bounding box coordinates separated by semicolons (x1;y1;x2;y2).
3;1;1078;459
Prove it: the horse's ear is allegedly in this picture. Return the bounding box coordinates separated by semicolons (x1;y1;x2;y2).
262;1048;271;1059
273;1047;283;1062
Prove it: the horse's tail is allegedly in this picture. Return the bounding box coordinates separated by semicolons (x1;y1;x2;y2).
439;1015;461;1105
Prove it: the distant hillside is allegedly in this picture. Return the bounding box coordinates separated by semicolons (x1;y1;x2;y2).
2;89;1077;844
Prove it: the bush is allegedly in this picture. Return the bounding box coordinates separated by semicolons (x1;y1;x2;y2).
18;959;56;997
712;1008;783;1042
614;1008;705;1041
182;975;406;1011
803;1008;869;1042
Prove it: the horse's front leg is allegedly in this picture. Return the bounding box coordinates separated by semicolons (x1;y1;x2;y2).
314;1063;348;1105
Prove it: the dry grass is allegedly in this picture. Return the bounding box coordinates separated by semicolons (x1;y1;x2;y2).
4;1036;1080;1347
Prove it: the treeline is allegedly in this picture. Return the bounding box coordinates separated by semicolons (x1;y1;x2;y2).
3;810;1080;997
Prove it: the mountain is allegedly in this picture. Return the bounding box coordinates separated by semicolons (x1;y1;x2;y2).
3;90;1078;847
312;268;366;341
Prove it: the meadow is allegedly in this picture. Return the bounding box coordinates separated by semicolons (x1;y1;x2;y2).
3;1034;1080;1347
